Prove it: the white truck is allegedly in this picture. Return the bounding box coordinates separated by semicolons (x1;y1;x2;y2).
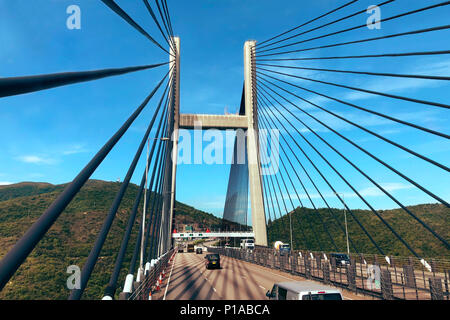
240;239;255;250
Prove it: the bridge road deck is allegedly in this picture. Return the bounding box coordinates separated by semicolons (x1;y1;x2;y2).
154;252;370;300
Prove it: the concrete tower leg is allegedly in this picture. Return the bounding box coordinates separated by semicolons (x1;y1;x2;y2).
244;41;268;247
168;37;180;250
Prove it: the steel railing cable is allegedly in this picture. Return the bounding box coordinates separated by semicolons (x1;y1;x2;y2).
256;74;450;207
257;1;450;54
256;50;450;62
257;0;394;51
255;71;449;139
103;81;171;299
258;67;450;109
143;0;175;52
257;25;450;58
256;88;386;256
68;76;171;300
0;72;169;291
258;81;450;250
258;96;360;254
0;63;168;98
257;0;359;47
257;73;449;171
100;0;173;56
257;83;432;259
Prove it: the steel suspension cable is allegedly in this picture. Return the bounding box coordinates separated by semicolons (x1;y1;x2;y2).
257;25;450;58
256;89;386;256
0;72;169;291
257;84;429;259
258;81;450;250
143;0;175;52
257;113;312;251
257;0;394;51
258;67;450;109
155;0;175;50
256;50;450;62
103;80;171;299
100;0;172;56
258;1;450;54
257;63;450;82
257;73;449;171
258;104;336;252
261;89;385;255
257;75;450;207
257;0;359;47
258;94;361;254
68;77;171;300
144;139;169;263
127;115;168;277
0;63;168;98
256;71;449;139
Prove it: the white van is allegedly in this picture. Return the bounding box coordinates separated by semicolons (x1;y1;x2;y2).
240;239;255;250
266;281;343;300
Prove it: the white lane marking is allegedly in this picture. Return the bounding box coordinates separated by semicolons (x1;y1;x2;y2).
163;254;177;301
259;285;266;290
213;287;217;292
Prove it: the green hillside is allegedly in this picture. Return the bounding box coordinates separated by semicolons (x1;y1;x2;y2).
0;180;448;300
267;204;449;260
0;180;221;300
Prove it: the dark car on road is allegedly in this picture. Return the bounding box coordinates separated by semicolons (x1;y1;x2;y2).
331;253;350;268
205;254;221;269
196;247;203;254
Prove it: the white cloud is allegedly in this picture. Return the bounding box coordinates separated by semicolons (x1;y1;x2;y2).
16;155;55;165
0;181;13;186
62;144;88;155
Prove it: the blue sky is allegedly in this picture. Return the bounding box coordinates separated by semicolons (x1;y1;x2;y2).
0;0;449;219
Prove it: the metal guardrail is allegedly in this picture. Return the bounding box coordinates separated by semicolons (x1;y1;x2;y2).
127;249;175;300
208;247;450;300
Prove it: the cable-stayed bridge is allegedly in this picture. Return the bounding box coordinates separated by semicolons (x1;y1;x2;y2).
0;0;449;301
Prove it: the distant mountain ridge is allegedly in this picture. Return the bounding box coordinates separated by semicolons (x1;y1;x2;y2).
0;180;221;300
0;180;448;299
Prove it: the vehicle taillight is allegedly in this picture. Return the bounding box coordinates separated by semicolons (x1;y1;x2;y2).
318;291;326;294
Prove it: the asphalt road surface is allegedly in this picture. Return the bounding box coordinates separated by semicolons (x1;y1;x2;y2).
155;251;370;300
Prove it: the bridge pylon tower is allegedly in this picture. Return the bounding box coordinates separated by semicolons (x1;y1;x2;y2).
168;40;268;248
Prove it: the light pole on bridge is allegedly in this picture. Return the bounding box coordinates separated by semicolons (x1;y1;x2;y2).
335;192;350;256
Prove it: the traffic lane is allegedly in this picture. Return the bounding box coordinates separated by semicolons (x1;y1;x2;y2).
208;254;366;300
161;252;222;300
162;253;365;300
